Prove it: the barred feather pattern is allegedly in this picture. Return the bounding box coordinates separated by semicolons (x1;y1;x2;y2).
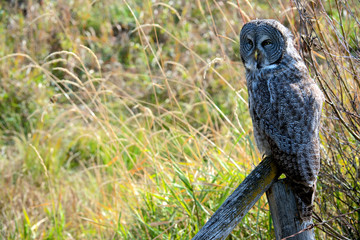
240;20;324;221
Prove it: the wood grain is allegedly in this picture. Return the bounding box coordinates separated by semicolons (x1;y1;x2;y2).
266;179;315;240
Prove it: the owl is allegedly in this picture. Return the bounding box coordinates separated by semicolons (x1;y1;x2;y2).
239;19;324;221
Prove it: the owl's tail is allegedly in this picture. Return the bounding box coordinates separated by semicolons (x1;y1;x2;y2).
269;139;319;222
290;180;316;222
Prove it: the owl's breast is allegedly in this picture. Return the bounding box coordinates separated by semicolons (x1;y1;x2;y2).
247;74;272;115
247;73;274;154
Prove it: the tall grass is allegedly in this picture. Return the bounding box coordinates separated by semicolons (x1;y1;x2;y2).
295;0;360;238
0;0;358;239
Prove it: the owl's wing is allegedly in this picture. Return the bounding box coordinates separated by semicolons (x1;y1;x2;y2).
253;76;324;155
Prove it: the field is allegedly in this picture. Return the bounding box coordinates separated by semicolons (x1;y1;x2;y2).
0;0;359;239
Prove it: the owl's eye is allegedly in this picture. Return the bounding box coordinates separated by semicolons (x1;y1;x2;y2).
246;39;253;47
262;39;272;47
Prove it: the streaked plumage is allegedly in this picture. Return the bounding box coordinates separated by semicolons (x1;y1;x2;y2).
240;19;324;221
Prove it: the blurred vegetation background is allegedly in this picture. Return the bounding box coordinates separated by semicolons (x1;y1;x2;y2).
0;0;358;239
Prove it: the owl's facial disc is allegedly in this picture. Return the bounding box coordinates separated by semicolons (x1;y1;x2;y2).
240;21;285;71
256;36;274;68
241;39;257;70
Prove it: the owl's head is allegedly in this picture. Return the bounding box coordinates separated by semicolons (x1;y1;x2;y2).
240;19;294;71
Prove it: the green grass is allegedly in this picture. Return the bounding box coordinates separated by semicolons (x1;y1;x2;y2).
0;0;359;239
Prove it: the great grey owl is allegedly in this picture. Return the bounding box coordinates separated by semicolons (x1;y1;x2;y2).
239;19;324;221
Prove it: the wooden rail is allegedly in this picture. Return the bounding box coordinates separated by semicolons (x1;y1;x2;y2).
192;157;315;240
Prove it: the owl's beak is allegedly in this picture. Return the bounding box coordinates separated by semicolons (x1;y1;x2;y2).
254;49;259;61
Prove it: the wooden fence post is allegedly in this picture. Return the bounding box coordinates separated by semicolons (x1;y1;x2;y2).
192;157;315;239
266;179;315;240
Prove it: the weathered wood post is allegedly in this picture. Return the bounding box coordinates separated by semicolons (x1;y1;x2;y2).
192;157;315;240
266;179;315;240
